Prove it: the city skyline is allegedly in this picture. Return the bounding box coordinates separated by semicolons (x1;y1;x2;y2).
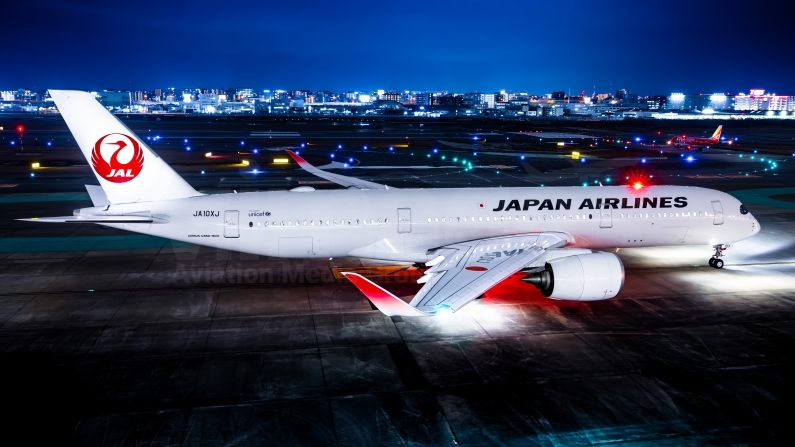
5;0;792;93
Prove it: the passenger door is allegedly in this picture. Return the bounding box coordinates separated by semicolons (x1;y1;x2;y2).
711;201;724;225
599;207;612;228
397;208;411;233
224;210;239;238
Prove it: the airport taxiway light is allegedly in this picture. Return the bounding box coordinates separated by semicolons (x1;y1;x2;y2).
273;158;289;164
557;142;565;146
31;163;40;168
17;125;24;133
205;152;212;157
571;151;580;159
241;160;250;166
30;173;34;177
201;171;205;174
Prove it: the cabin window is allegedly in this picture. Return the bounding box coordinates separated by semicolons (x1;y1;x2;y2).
486;217;490;221
333;220;337;225
385;218;389;224
378;218;382;223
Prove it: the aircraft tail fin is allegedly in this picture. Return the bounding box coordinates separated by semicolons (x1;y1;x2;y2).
710;125;723;141
49;90;202;205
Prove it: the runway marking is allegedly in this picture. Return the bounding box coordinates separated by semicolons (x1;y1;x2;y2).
0;235;191;252
0;193;90;203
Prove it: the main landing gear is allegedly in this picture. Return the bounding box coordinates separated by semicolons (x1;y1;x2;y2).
708;244;727;269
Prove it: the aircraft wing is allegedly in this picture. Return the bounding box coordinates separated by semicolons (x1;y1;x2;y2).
286;150;394;190
343;233;566;316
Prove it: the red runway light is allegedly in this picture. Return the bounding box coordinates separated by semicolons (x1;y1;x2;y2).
16;125;24;133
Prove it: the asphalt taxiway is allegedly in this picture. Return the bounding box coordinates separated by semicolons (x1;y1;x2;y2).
0;115;793;445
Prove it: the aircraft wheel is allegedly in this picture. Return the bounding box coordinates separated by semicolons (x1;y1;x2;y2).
713;259;724;269
708;258;715;267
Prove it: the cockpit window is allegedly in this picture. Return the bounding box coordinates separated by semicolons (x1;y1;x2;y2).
740;204;749;215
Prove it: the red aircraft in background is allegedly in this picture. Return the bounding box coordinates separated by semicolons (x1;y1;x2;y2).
668;125;723;149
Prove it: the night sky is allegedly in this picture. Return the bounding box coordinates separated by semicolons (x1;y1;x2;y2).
5;0;791;94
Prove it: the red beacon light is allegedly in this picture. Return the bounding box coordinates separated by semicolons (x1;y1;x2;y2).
632;181;644;191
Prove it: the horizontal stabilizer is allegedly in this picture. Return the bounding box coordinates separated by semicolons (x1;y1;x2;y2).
18;215;162;224
85;185;110;207
341;273;429;316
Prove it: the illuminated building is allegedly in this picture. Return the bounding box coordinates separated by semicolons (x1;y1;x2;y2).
734;90;789;111
381;92;401;102
97;91;131;108
646;95;668;110
668;93;732;111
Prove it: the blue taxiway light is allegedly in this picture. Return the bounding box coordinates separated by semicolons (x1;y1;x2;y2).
201;171;205;174
330;154;335;158
253;149;258;154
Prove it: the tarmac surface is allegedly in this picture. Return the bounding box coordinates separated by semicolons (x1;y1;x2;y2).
1;115;794;445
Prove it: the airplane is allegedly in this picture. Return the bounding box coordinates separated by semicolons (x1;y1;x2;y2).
668;125;723;150
22;90;760;317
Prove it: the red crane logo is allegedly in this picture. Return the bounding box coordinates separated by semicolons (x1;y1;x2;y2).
91;133;144;183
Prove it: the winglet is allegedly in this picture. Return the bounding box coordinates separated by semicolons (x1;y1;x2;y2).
286;150;311;169
342;272;429;316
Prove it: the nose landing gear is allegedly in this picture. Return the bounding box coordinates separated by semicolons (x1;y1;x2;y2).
708;244;728;269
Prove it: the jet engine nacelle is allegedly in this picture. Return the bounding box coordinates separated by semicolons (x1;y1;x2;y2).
522;252;624;301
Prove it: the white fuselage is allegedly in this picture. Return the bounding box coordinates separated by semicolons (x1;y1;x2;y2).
101;185;759;262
